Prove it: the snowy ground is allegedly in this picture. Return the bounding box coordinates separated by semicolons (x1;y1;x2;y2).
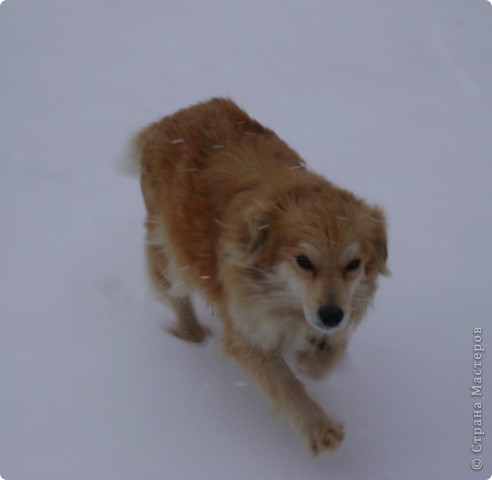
1;1;492;479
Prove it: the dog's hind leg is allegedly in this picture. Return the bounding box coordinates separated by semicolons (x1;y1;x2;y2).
145;242;210;343
167;295;211;343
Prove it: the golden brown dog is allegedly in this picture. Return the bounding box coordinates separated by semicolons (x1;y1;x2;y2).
135;98;389;455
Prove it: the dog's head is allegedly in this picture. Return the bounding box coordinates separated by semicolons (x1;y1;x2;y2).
226;179;389;334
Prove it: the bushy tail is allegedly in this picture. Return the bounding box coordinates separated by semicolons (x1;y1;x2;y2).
117;125;153;177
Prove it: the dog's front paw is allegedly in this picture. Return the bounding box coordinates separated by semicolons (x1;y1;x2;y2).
304;417;344;456
307;335;331;351
296;336;348;379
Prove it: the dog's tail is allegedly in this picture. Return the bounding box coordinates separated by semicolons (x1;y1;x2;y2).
118;124;155;177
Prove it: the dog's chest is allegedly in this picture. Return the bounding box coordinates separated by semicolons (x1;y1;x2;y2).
229;299;305;351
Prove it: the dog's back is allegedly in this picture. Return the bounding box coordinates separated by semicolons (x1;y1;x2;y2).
137;98;304;211
136;98;309;297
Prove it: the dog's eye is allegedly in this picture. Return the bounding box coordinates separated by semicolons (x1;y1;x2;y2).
295;255;314;271
345;259;361;272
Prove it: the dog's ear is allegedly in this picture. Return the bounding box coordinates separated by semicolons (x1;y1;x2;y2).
221;199;274;269
238;201;270;257
365;206;390;277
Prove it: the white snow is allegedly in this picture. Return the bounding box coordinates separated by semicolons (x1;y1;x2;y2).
1;1;492;479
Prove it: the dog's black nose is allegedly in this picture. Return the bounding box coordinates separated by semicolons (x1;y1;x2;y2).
318;305;344;328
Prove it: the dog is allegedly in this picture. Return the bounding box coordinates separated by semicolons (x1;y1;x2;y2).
135;98;389;455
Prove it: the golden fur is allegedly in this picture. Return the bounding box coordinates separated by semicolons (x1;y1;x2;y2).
135;98;388;455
